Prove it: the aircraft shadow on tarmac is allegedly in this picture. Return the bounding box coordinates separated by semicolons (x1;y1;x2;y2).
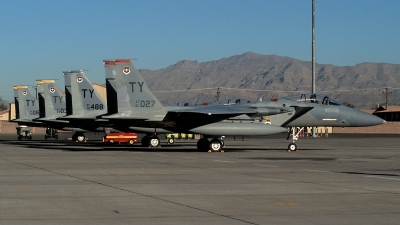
243;157;337;161
341;171;400;177
0;139;310;152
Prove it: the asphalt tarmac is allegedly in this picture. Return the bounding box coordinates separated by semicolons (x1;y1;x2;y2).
0;133;399;224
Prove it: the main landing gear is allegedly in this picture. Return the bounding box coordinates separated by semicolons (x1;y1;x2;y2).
72;132;86;142
197;136;225;152
141;131;161;148
287;127;303;152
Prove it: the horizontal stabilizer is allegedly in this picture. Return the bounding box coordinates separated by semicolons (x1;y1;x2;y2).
102;114;148;120
10;119;42;125
33;118;69;123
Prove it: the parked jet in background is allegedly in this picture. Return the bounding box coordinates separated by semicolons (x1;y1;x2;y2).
59;70;118;139
11;85;42;127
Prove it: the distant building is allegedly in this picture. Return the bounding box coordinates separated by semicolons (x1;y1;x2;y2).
0;110;10;121
373;106;400;121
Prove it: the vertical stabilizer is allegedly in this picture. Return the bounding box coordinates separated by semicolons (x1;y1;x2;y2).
104;61;118;115
103;59;166;120
36;80;66;119
13;85;39;120
63;70;107;118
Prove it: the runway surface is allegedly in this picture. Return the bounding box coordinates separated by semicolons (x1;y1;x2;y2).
0;133;399;224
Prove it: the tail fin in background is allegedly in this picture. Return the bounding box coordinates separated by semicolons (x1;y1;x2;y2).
103;61;118;115
62;70;107;119
12;85;40;122
103;59;166;120
36;80;66;120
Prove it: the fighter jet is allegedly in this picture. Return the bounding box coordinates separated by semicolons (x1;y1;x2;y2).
60;70;173;137
58;70;118;139
100;59;289;151
101;59;385;152
11;85;42;127
34;79;92;141
11;80;111;141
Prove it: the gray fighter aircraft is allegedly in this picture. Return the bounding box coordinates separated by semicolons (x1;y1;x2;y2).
11;85;42;127
11;80;110;141
58;70;118;139
101;59;288;151
101;59;385;152
61;70;176;137
34;79;93;141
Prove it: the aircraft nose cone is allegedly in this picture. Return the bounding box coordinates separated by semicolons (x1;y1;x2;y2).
356;111;386;126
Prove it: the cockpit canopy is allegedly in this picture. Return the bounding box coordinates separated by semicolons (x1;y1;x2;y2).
167;102;197;107
283;93;340;106
210;98;252;105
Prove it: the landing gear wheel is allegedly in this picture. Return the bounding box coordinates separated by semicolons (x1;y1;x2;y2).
141;136;149;147
128;139;135;145
149;137;160;147
76;134;85;142
109;139;115;144
209;138;223;152
288;143;297;152
196;138;210;151
167;138;175;144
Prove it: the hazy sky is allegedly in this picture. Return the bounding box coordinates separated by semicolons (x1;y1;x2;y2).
1;0;399;101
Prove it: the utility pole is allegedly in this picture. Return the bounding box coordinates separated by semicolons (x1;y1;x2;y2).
311;0;316;137
382;87;392;109
215;87;221;101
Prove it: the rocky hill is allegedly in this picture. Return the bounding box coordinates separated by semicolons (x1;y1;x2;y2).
139;52;400;109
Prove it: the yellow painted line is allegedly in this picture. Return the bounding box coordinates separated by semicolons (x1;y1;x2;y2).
274;202;299;206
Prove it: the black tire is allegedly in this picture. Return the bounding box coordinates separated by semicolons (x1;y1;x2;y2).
72;133;77;141
167;138;175;144
196;138;210;151
288;143;297;152
149;137;160;147
76;134;85;142
209;138;222;152
141;136;149;147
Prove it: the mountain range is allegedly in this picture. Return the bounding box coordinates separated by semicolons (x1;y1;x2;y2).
139;52;400;109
